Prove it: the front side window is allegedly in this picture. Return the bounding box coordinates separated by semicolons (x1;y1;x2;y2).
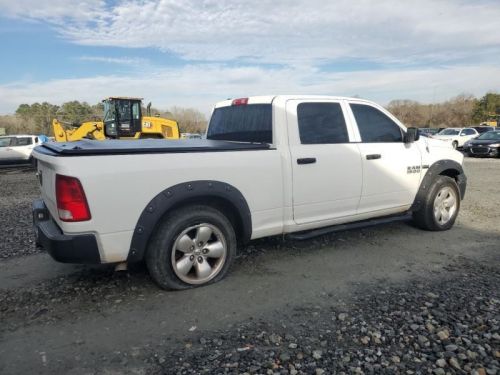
103;101;115;122
0;137;13;147
207;104;272;143
132;102;140;120
350;104;403;142
297;102;349;144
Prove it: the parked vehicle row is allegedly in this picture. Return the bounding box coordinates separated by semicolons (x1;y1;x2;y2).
431;127;479;149
462;130;500;157
0;135;44;165
426;126;499;157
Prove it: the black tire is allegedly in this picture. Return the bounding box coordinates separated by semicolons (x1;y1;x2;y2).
145;205;237;290
412;175;460;231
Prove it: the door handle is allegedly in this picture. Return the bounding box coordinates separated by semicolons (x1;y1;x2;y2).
366;154;381;160
297;157;316;165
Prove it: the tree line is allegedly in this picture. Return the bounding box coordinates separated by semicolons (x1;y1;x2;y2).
387;92;499;127
0;92;498;136
0;101;208;136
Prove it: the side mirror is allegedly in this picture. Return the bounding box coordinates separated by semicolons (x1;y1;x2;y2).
404;127;420;143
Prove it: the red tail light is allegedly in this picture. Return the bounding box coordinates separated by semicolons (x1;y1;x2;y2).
232;98;248;106
56;174;91;222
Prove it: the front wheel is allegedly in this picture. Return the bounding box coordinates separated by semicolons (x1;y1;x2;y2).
146;205;237;290
412;176;460;231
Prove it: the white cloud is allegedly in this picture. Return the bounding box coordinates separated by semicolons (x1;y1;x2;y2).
0;0;499;114
78;56;149;66
2;0;499;65
0;0;105;24
1;63;499;114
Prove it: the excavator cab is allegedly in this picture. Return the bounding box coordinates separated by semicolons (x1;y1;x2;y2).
103;97;143;138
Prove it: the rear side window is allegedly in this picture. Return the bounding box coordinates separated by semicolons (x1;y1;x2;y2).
297;102;349;144
207;104;272;143
351;104;403;142
461;129;476;136
15;137;33;146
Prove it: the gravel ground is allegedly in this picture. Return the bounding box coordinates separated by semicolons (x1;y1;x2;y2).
0;167;40;259
0;159;499;374
152;259;499;375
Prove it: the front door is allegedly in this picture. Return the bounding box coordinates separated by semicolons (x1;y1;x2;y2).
287;100;363;225
0;137;15;161
348;102;422;213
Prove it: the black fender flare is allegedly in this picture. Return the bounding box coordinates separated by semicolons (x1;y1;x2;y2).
411;159;467;211
127;180;252;263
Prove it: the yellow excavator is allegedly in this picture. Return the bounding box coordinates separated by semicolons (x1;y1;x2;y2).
53;97;180;142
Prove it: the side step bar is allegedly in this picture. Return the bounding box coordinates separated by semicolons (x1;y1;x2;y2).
285;213;413;241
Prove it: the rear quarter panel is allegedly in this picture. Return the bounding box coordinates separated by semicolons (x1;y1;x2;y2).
34;149;284;262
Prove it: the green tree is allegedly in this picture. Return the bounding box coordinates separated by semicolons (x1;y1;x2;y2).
58;101;94;125
14;102;59;134
472;92;500;123
15;104;32;121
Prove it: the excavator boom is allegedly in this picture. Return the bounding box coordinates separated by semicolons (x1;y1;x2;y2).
53;119;106;142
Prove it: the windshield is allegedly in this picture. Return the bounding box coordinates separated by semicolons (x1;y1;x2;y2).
207;104;272;143
438;129;460;135
477;131;500;140
0;137;14;147
116;100;132;121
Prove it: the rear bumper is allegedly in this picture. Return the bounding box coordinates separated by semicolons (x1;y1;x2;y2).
33;199;101;264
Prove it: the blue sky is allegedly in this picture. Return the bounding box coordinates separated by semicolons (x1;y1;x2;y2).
0;0;499;114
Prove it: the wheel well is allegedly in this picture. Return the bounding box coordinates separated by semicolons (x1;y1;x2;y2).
127;180;252;263
439;168;460;181
165;196;245;244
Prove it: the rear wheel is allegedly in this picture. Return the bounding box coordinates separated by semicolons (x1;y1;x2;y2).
412;176;460;231
146;205;236;290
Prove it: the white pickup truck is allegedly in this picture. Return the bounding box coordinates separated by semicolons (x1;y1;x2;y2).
33;95;467;290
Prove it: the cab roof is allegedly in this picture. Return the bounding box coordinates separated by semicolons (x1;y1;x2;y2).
214;95;374;108
103;96;143;101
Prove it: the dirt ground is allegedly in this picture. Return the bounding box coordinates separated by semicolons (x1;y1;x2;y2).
0;158;498;374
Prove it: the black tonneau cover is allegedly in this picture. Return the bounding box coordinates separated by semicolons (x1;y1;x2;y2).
38;139;271;156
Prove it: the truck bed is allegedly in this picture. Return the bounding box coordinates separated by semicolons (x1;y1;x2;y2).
37;139;271;156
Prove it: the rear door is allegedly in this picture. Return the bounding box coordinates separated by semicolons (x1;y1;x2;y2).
347;101;422;213
12;136;34;160
287;99;363;224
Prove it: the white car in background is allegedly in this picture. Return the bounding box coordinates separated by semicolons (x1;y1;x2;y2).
0;135;42;165
432;127;479;149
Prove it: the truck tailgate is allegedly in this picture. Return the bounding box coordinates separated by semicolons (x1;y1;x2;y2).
34;157;59;223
